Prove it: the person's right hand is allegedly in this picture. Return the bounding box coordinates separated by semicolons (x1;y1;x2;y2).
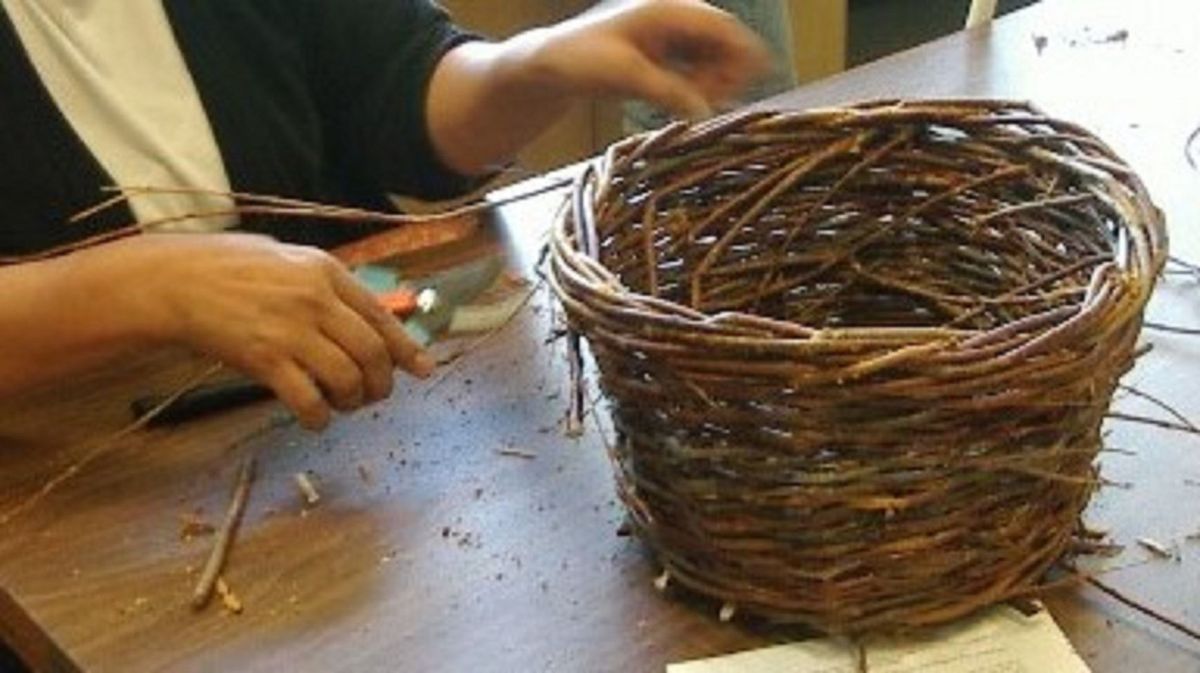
93;233;433;429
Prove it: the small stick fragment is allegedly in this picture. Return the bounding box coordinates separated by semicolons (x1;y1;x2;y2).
192;457;256;610
215;577;243;614
1137;537;1177;560
1088;578;1200;642
496;448;538;460
294;472;321;505
718;602;737;623
179;515;216;540
357;463;373;485
653;570;671;592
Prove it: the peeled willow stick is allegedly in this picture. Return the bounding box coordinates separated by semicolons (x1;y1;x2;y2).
192;456;256;611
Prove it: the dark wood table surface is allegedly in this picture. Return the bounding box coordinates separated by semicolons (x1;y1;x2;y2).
2;0;1199;671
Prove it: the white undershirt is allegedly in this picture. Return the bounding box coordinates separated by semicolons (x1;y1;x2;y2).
2;0;235;231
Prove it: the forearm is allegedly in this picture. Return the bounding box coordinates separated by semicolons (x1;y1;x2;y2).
425;34;570;177
0;251;158;396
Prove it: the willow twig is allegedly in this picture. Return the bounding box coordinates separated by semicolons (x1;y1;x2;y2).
1143;321;1200;336
192;456;256;611
1088;577;1200;643
1106;411;1200;436
1117;384;1199;432
0;362;223;528
1186;122;1200;170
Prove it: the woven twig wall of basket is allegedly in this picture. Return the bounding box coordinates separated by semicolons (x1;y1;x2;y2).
549;99;1167;634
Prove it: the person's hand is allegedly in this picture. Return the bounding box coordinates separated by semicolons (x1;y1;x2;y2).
97;233;433;429
427;0;770;175
512;0;771;119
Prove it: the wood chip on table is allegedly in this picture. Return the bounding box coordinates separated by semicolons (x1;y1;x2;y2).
1137;537;1179;560
496;447;538;460
294;472;321;506
178;510;216;540
215;577;243;615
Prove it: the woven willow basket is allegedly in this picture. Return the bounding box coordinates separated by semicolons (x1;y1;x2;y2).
549;99;1167;633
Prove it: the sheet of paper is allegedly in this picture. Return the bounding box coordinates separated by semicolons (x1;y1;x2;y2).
667;605;1090;673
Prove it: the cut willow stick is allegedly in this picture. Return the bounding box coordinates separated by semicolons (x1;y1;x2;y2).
965;0;998;29
3;176;573;267
93;176;572;229
1088;577;1200;643
1117;384;1199;433
192;456;256;611
1144;321;1200;336
1186;122;1200;170
1107;411;1200;436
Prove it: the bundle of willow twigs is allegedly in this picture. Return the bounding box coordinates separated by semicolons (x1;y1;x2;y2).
549;99;1167;633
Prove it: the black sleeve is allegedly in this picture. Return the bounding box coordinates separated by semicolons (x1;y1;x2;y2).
301;0;482;204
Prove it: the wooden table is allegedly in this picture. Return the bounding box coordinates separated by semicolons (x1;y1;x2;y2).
2;0;1199;670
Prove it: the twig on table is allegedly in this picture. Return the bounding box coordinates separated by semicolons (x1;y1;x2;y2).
192;456;256;611
1088;577;1200;643
1116;384;1199;433
1106;411;1200;436
857;640;870;673
0;362;224;529
1186;122;1200;171
1144;321;1200;336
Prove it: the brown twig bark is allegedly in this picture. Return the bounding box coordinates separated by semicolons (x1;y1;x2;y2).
192;456;256;611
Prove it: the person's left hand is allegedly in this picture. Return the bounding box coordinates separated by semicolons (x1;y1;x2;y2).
427;0;771;175
510;0;771;119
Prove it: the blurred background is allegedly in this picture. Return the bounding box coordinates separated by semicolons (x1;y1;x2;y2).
442;0;1039;172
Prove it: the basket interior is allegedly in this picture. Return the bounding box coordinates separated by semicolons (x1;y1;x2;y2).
596;121;1121;332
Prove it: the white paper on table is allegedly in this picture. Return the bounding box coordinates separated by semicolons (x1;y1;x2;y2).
667;605;1091;673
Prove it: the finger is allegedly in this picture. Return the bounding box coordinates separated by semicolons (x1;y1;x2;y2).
259;361;332;431
321;304;395;403
294;334;366;412
624;53;714;120
638;3;771;94
328;267;436;378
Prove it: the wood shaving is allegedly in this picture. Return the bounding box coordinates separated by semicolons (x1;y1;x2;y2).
294;472;321;506
1137;537;1178;560
718;602;737;623
178;511;216;540
653;570;671;592
496;448;538;460
216;577;243;615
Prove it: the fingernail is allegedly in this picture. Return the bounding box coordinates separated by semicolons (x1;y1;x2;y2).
414;352;437;378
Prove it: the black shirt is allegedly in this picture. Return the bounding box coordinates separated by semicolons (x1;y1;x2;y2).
0;0;475;255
